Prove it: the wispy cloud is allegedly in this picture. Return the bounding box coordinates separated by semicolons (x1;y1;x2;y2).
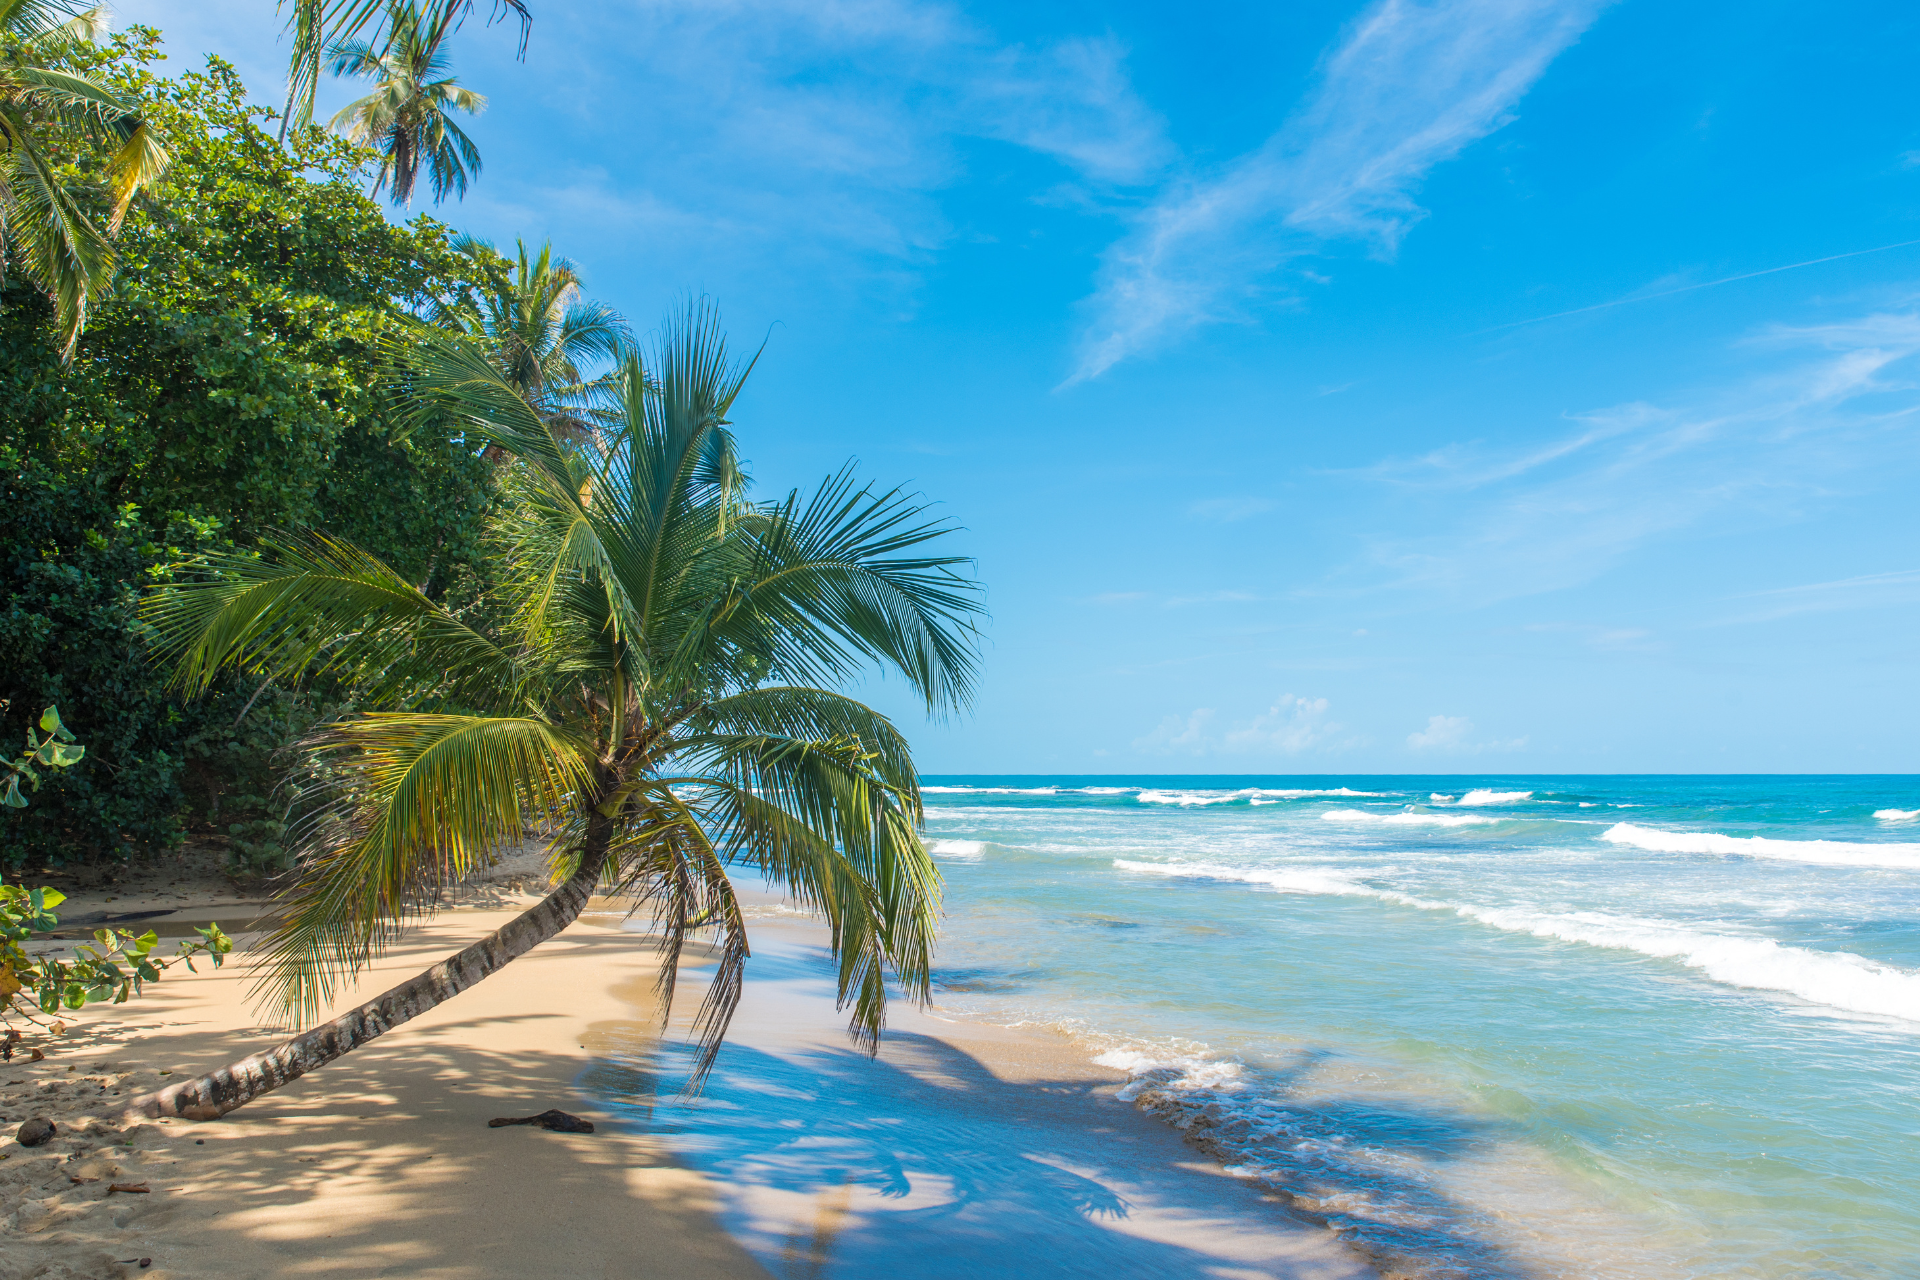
460;0;1170;301
1525;622;1660;651
1135;694;1360;756
1351;306;1920;602
1709;569;1920;625
1069;0;1610;381
1406;714;1527;752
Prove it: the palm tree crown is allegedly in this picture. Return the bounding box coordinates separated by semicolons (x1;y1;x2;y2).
280;0;527;138
438;236;631;440
145;305;980;1085
327;0;485;207
0;0;170;357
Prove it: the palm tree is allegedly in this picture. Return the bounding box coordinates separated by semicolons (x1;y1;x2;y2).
127;304;979;1122
279;0;527;138
327;0;486;207
0;0;169;357
439;236;631;442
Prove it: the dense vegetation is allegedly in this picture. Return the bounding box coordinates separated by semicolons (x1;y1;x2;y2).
0;31;501;872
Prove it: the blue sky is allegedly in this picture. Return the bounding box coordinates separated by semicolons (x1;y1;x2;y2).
125;0;1920;773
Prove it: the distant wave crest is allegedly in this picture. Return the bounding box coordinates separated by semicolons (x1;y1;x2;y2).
1321;808;1502;827
1455;789;1533;806
1875;808;1920;822
1113;858;1920;1023
1137;787;1388;806
1601;822;1920;870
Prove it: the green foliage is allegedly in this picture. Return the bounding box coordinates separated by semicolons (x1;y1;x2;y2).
0;33;498;869
1;704;85;808
0;876;231;1025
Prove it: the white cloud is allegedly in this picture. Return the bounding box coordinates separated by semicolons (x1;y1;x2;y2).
1406;715;1527;752
1135;694;1357;756
1069;0;1611;380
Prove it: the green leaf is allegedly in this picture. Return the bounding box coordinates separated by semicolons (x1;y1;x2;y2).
136;960;160;981
37;742;84;768
133;930;159;955
38;706;63;735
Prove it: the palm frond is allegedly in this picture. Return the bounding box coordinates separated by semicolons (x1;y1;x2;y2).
257;712;590;1021
142;532;537;712
724;466;981;715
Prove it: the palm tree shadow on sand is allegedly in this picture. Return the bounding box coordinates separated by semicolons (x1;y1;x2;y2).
581;966;1539;1280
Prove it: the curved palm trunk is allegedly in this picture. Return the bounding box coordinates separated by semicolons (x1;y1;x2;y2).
123;841;611;1123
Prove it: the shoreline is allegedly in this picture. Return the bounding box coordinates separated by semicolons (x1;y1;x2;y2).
615;907;1378;1279
2;885;1377;1278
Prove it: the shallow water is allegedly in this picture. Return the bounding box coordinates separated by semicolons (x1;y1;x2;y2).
901;776;1920;1278
604;776;1920;1277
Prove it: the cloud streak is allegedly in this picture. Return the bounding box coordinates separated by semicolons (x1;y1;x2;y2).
1070;0;1610;381
1349;306;1920;603
460;0;1171;303
1135;695;1359;756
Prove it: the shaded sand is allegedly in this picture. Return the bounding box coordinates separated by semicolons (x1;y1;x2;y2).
1;901;765;1280
612;917;1378;1280
2;891;1377;1279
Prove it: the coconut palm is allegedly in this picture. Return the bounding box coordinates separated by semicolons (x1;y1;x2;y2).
279;0;527;138
439;236;631;441
127;304;979;1122
0;0;169;357
327;0;486;207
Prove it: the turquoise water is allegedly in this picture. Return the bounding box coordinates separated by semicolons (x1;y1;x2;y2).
616;775;1920;1278
901;776;1920;1278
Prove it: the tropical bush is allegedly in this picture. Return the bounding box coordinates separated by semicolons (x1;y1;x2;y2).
0;31;505;870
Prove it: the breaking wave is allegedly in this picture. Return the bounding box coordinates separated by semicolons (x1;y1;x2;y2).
1601;822;1920;870
1112;858;1920;1024
1321;808;1503;827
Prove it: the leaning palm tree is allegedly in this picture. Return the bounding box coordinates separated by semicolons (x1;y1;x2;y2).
279;0;527;138
327;0;485;206
0;0;169;357
439;235;630;441
127;304;978;1122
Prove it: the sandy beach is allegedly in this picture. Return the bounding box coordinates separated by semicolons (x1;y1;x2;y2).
0;871;1374;1280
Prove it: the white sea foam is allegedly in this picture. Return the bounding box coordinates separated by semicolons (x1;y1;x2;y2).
1136;789;1242;806
1133;787;1388;807
1602;822;1920;870
924;838;989;860
1455;789;1533;806
1321;808;1502;827
1091;1045;1247;1098
1113;858;1920;1024
1874;808;1920;822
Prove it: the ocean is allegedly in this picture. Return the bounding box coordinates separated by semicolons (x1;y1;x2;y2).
622;775;1920;1278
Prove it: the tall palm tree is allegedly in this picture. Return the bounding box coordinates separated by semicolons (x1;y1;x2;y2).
279;0;527;138
327;0;486;207
439;236;631;441
0;0;169;357
127;305;979;1122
